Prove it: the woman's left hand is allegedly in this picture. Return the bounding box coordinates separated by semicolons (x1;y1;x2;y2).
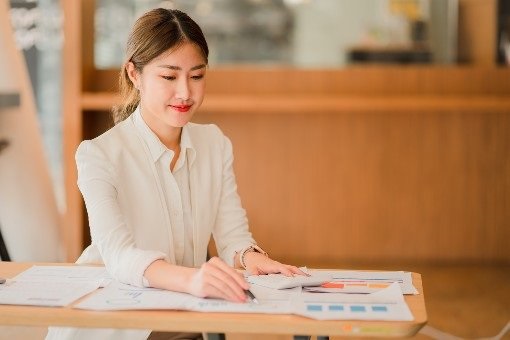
243;252;307;276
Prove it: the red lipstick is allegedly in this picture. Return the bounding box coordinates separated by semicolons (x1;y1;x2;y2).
171;105;191;113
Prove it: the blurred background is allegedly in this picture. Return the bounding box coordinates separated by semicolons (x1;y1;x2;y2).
0;0;509;339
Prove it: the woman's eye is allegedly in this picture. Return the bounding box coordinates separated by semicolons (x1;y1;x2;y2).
161;75;176;81
191;75;204;80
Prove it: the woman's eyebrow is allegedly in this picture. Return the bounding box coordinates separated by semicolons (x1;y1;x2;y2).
157;64;206;71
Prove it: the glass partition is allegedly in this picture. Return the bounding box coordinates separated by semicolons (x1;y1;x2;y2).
95;0;457;69
8;0;64;210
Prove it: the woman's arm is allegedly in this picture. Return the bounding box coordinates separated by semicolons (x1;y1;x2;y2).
77;141;167;287
144;257;249;302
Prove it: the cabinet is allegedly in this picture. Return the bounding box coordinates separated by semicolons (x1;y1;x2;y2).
61;0;510;263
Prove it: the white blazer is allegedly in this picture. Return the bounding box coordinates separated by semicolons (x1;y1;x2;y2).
46;110;256;340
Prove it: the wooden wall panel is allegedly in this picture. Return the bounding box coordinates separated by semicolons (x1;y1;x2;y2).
95;67;510;96
458;0;498;65
204;67;510;96
195;109;510;264
61;0;84;261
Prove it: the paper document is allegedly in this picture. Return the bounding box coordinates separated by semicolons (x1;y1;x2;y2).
306;270;418;294
14;265;112;287
75;281;293;315
295;282;414;321
75;279;413;321
0;265;110;307
249;284;301;301
0;280;100;307
247;273;331;289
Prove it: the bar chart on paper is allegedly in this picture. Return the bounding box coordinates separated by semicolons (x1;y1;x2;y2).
295;282;414;321
306;270;419;294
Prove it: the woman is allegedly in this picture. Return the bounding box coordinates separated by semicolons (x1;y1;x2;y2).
48;8;303;340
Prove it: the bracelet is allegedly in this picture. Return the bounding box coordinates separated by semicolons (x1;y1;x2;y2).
239;245;268;269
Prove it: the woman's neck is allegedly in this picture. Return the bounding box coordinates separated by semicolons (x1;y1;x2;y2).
140;109;182;151
157;129;181;151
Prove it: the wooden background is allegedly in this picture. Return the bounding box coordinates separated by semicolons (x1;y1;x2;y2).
197;100;510;264
194;66;510;264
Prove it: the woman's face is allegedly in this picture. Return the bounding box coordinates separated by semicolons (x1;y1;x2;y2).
128;42;207;136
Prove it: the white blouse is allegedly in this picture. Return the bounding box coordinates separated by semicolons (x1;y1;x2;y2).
133;109;195;268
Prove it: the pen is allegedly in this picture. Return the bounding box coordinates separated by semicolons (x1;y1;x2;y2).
245;289;258;304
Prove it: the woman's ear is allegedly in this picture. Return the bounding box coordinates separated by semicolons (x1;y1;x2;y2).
126;62;140;89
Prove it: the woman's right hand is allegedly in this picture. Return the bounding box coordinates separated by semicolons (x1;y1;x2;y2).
187;256;249;302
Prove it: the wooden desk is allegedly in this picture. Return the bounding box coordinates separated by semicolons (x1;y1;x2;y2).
0;262;427;338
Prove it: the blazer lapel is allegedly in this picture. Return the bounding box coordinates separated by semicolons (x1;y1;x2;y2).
130;119;177;264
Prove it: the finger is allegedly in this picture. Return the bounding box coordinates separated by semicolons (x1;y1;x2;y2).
202;274;245;302
209;257;249;289
289;266;309;276
213;278;246;303
261;261;308;276
201;269;246;302
209;256;249;289
248;267;262;276
205;258;248;300
276;265;295;276
189;266;244;302
261;260;294;276
254;260;293;276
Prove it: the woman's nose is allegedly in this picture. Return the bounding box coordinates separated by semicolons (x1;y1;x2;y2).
175;78;190;100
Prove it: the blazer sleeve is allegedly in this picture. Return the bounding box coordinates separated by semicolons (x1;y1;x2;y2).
212;132;257;265
76;140;166;287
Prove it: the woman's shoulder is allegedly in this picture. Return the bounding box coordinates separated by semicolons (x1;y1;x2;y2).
77;118;137;156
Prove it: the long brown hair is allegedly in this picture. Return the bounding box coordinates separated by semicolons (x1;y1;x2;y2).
112;8;209;124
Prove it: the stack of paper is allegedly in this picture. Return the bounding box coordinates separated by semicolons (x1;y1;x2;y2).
74;269;416;322
294;282;413;321
0;266;110;307
75;281;294;315
305;270;418;295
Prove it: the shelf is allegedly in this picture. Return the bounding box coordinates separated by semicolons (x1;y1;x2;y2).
81;92;510;114
81;92;120;111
